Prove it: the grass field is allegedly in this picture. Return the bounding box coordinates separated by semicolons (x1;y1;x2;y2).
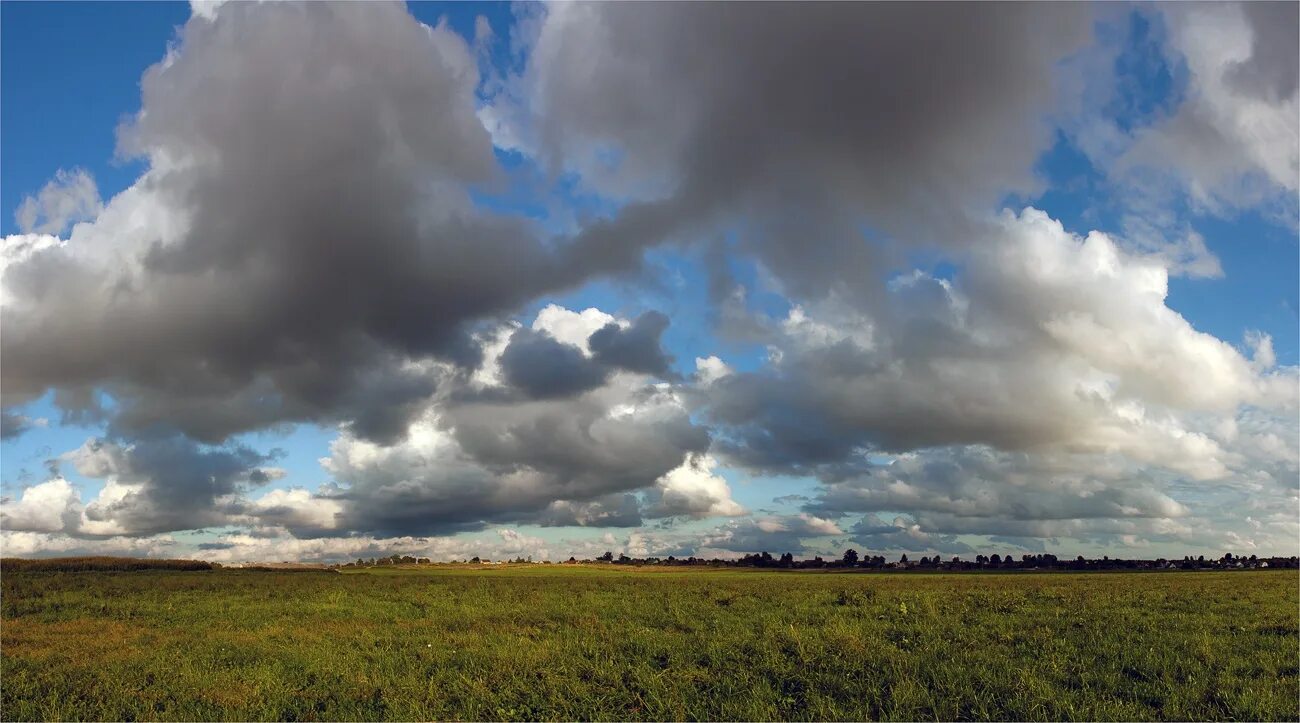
1;565;1296;721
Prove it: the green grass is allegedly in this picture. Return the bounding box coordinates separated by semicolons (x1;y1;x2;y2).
2;566;1296;721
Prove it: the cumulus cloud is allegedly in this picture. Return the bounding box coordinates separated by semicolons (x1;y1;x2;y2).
705;208;1293;481
66;436;277;537
0;478;84;534
286;305;725;537
643;454;746;520
0;2;618;443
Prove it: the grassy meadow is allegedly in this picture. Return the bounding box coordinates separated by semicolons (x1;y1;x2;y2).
1;565;1296;721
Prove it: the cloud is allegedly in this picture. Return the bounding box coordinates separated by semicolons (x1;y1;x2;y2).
1121;4;1298;212
66;436;276;537
808;447;1189;523
14;169;102;236
589;311;676;378
493;2;1092;297
0;478;83;534
0;2;616;444
642;454;746;520
499;329;611;399
1;3;1295;559
705;208;1293;481
300;307;716;537
850;515;974;555
697;513;843;554
0;530;179;559
0;410;47;440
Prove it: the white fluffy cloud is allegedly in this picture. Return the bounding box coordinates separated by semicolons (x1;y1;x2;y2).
707;208;1293;480
14;168;102;236
644;454;745;519
305;306;733;536
0;478;83;534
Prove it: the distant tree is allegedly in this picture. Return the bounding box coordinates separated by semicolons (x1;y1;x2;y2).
899;554;909;565
842;549;859;565
470;556;481;564
779;552;795;567
598;551;614;562
990;554;1002;565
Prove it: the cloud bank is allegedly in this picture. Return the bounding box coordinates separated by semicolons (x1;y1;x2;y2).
2;1;1296;561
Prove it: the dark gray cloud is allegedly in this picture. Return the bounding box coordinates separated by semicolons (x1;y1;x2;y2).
316;372;712;537
66;435;274;537
589;311;675;378
1226;2;1299;103
1;410;32;439
507;2;1093;298
850;515;974;555
499;329;610;399
0;2;613;444
495;311;676;399
806;446;1188;523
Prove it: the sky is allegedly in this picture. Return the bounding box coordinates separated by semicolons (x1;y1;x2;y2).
1;1;1297;563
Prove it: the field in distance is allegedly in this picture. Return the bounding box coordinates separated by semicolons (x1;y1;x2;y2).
2;564;1296;722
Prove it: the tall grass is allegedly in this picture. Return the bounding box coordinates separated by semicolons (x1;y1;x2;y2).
0;556;214;572
2;566;1296;721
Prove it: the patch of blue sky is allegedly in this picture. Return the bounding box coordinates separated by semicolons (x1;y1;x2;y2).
1018;58;1299;367
1103;9;1181;133
1021;130;1114;234
407;1;514;56
1;391;104;491
1168;212;1300;366
229;423;337;497
0;1;190;234
728;472;820;516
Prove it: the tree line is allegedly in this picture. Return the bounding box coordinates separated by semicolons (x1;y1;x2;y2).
573;550;1298;571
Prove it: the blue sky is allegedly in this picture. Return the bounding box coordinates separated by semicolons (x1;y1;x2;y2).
2;2;1296;562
